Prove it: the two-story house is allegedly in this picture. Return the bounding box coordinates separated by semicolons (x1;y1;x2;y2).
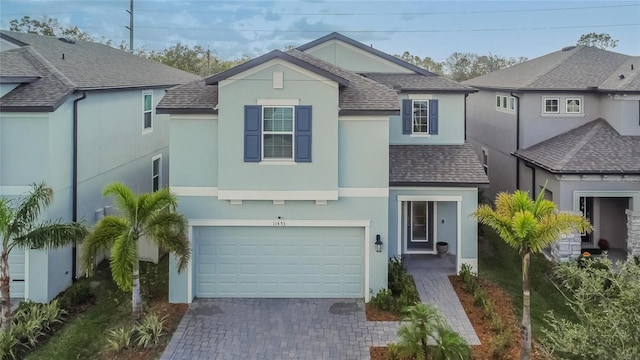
0;31;200;303
158;32;487;303
465;45;640;262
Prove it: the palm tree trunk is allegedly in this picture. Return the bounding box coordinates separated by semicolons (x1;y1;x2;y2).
132;259;142;319
520;251;531;360
1;250;11;330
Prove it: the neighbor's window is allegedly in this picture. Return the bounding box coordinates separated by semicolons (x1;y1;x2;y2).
566;98;582;113
143;91;153;131
496;95;501;108
509;97;516;110
502;96;508;109
412;100;429;133
152;155;161;192
543;98;559;113
263;106;294;159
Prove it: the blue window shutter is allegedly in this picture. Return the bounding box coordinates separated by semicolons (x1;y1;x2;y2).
402;99;412;134
429;99;439;135
295;106;312;162
244;105;261;162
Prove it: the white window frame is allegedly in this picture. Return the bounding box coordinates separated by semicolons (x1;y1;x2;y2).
261;106;295;161
152;154;161;192
508;97;516;111
411;99;429;135
496;93;515;113
481;148;488;175
496;95;501;108
543;97;560;114
565;97;583;114
142;90;153;134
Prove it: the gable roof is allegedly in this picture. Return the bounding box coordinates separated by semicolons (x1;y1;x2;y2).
158;48;400;115
361;73;476;93
464;46;636;92
389;143;489;186
0;31;201;112
513;120;640;174
297;32;437;77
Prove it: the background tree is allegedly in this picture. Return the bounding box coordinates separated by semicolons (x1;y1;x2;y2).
82;183;190;319
474;189;591;360
0;183;87;329
9;15;93;41
394;51;445;75
444;52;527;81
542;256;640;359
577;32;619;49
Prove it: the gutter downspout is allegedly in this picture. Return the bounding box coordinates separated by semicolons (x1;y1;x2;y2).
511;92;520;189
72;92;87;282
524;162;536;197
464;94;469;141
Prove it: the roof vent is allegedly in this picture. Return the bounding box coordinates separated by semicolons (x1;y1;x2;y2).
561;46;576;51
58;37;76;44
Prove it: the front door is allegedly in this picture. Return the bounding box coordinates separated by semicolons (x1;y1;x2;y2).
406;201;434;252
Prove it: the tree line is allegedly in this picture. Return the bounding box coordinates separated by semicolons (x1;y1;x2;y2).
8;16;619;80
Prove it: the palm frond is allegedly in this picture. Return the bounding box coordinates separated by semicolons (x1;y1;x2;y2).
532;213;591;253
146;212;190;272
82;216;129;272
0;199;13;235
12;221;88;250
103;182;138;220
9;183;53;235
141;188;177;215
109;232;137;291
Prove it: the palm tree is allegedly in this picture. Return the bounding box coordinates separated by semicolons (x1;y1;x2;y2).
83;182;190;319
474;188;591;360
0;183;87;329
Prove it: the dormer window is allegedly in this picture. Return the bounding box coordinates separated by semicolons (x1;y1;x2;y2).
402;99;439;136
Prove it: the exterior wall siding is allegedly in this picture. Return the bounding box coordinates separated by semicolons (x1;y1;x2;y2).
303;40;413;74
601;96;640;136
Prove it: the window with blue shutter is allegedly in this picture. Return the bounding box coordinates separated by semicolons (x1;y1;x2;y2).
244;105;261;162
402;99;439;135
295;106;312;162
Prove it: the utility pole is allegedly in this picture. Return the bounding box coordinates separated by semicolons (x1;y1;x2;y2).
125;0;134;53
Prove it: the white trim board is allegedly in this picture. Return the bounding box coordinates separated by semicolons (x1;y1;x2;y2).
171;187;389;199
186;219;372;303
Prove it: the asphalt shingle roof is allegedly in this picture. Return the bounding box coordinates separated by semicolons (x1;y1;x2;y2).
389;143;489;186
156;80;218;114
361;73;475;92
1;31;200;111
514;120;640;174
463;46;636;92
0;48;40;78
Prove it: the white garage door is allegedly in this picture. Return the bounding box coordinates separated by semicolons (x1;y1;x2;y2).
0;248;25;299
195;226;365;298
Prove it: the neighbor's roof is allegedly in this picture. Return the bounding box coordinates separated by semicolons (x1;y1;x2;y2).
514;120;640;174
361;73;475;93
463;45;637;92
389;143;489;186
0;30;200;111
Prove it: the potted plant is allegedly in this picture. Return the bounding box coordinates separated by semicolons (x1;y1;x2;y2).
436;242;448;258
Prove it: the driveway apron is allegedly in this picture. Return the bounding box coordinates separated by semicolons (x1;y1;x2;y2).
161;298;399;360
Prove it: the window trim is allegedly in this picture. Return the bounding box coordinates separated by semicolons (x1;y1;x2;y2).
543;97;560;114
565;97;583;114
261;105;295;161
142;90;153;134
411;99;430;135
496;93;515;113
481;148;489;175
151;154;162;192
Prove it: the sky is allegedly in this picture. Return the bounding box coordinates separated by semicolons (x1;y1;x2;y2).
0;0;638;63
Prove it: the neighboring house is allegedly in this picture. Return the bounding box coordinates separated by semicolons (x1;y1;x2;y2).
158;32;487;303
465;45;640;261
0;31;200;303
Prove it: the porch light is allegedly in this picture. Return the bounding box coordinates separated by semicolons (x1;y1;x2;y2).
375;235;383;253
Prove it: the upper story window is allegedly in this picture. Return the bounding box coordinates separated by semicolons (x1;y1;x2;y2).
244;105;312;163
402;99;439;136
412;100;429;134
496;94;516;112
143;91;153;132
509;97;516;110
481;148;488;175
566;98;582;113
543;97;559;113
152;155;161;192
263;106;294;160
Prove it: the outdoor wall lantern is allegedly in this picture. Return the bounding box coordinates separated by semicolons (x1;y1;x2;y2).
375;235;383;253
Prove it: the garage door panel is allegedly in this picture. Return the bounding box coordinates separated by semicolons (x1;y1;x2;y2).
195;226;364;298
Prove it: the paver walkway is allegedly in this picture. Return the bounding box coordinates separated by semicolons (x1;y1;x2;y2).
405;255;481;345
160;298;399;360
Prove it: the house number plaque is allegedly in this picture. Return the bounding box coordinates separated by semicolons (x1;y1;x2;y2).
272;220;286;226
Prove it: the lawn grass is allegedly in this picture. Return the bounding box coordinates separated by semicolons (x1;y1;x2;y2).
477;228;576;339
26;257;170;360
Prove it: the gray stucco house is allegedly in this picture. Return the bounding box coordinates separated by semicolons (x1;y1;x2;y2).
465;45;640;261
158;32;488;303
0;31;200;302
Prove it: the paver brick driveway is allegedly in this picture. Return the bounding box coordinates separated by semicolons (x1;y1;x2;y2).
161;298;399;360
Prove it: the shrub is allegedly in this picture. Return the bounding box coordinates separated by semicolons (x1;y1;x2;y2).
369;258;420;314
370;288;394;312
0;327;22;360
490;331;513;359
388;256;408;295
106;326;134;353
385;342;406;360
135;313;166;348
432;327;473;360
60;281;93;309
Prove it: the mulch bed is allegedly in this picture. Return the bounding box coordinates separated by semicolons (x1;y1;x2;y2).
365;303;399;321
